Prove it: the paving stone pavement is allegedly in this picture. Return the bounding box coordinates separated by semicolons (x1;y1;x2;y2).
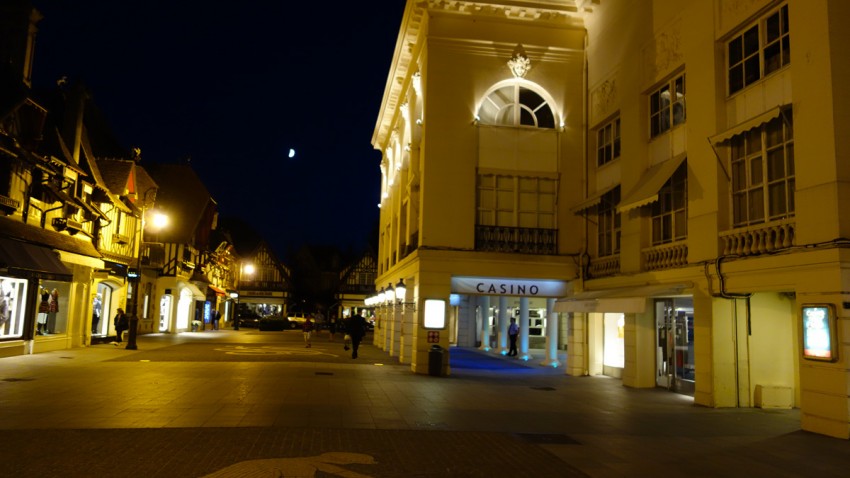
1;329;849;477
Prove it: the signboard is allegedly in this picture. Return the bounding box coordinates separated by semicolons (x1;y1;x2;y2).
423;299;446;329
427;331;440;343
802;304;838;362
451;276;567;297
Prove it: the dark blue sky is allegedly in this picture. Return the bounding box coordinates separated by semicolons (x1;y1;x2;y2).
31;1;406;259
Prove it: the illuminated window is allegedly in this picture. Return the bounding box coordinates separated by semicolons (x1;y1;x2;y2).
731;113;794;227
649;74;685;138
478;84;555;128
596;117;620;166
477;174;557;228
727;4;790;95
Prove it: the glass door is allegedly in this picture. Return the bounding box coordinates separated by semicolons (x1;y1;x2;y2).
655;299;694;395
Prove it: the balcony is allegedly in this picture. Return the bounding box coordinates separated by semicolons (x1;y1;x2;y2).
720;219;795;257
643;241;688;271
589;255;619;278
475;225;557;255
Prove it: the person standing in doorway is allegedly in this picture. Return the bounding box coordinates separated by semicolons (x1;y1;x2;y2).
113;308;128;345
507;317;519;357
347;311;368;359
212;309;221;330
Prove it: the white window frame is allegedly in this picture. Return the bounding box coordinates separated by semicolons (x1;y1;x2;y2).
727;3;790;96
651;161;688;245
730;114;794;227
598;186;621;257
649;73;686;139
596;117;620;167
477;174;557;229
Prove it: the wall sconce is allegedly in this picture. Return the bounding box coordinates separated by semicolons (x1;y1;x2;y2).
393;278;416;311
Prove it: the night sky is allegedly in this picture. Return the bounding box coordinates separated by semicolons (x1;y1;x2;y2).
30;1;407;259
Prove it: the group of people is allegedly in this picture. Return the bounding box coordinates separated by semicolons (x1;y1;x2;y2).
301;311;369;359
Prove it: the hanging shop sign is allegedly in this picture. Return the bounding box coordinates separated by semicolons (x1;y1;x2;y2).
451;276;567;297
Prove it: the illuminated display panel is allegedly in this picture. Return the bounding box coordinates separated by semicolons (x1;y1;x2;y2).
423;299;446;329
802;304;838;362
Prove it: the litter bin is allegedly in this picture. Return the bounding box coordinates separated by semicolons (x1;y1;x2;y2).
428;345;448;376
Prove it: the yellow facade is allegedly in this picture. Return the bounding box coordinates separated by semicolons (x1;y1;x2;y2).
375;0;850;439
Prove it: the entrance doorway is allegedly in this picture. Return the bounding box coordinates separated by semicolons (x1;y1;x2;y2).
655;298;694;395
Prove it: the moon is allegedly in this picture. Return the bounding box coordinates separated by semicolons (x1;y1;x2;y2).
288;148;296;158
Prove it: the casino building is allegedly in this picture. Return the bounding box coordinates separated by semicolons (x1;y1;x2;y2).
373;0;850;439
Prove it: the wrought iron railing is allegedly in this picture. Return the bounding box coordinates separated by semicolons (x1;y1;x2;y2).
475;225;557;254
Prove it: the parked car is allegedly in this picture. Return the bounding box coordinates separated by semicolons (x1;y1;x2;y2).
286;315;311;330
237;310;261;328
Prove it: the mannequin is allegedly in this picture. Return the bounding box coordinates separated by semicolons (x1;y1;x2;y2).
37;287;50;335
47;288;59;334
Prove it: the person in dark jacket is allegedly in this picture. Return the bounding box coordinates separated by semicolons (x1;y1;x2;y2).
113;308;128;344
346;311;368;359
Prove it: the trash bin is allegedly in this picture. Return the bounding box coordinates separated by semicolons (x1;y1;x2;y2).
428;345;447;376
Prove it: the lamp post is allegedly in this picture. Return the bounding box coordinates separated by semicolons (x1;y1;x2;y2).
233;262;254;331
126;198;168;350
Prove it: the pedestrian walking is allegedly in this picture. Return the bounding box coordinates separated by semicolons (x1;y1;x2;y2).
302;317;315;348
347;311;368;359
328;314;338;341
507;317;519;356
212;309;221;330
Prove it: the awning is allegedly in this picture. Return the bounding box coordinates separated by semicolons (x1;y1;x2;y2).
618;153;687;213
554;283;692;313
709;106;782;144
0;237;73;281
570;184;619;214
208;285;226;297
177;280;206;299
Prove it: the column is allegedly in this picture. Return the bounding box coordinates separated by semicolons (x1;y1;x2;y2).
498;296;509;355
390;304;401;358
400;306;414;364
540;298;560;367
478;295;491;351
519;297;532;361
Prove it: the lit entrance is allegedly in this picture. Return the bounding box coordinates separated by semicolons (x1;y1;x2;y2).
655;298;694;395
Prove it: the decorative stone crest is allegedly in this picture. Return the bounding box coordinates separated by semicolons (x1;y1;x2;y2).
507;44;531;78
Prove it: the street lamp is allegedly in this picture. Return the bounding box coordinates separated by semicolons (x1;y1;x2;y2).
126;197;168;350
234;262;255;331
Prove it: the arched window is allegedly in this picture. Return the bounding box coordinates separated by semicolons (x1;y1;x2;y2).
478;83;556;129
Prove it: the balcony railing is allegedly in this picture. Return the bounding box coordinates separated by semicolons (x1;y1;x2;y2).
589;255;619;278
643;241;688;271
475;225;557;255
720;219;795;257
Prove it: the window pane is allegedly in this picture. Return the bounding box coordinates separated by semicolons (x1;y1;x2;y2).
781;5;790;34
674;210;687;239
497;104;516;126
743;26;759;56
613;137;621;158
731;136;745;158
652;217;662;244
539;179;556;193
519;212;536;228
519;88;544;110
520;107;535;126
497;211;513;226
535;104;555;129
788;178;795;213
497;176;513;188
749;188;764;221
479;190;495;209
766;10;781;43
479;175;495;188
764;42;781;76
746;131;761;155
729;65;743;94
781;36;791;67
519;192;536;210
767;148;785;181
786;145;795;175
765;118;783;147
728;37;743;67
497;190;513;208
744;56;761;85
769;182;787;217
539;213;555;229
519;178;535;191
750;156;763;185
733;192;747;225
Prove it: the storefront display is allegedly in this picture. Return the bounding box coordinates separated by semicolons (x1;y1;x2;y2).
35;280;70;335
0;277;27;338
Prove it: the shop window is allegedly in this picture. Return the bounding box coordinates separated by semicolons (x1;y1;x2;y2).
35;281;70;336
727;4;790;95
0;277;28;338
